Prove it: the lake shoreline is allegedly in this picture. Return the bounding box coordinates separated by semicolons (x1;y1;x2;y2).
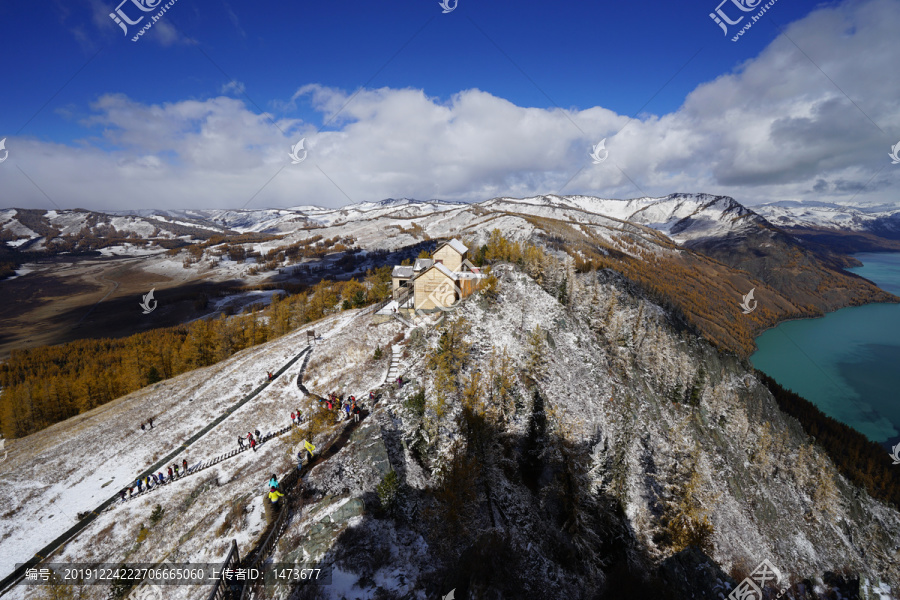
751;252;900;448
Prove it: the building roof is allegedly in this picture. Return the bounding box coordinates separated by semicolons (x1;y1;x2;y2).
435;238;468;256
459;259;480;272
430;262;459;280
413;258;433;271
391;265;414;278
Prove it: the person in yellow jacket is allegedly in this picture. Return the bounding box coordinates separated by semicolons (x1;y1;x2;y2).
268;486;284;504
303;440;316;464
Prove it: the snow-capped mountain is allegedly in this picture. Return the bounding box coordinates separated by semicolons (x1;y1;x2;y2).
482;193;767;245
3;194;767;249
755;200;900;240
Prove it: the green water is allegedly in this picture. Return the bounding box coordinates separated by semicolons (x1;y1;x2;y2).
750;252;900;445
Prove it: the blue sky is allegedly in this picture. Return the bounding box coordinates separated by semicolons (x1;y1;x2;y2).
0;0;897;209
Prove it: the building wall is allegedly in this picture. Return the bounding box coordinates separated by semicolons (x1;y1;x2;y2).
458;277;478;299
392;277;411;299
414;268;458;311
433;246;464;272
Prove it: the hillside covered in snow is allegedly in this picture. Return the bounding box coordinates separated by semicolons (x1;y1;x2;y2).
1;233;898;599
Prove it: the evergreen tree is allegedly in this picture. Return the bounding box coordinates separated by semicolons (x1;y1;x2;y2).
145;366;162;385
557;276;569;305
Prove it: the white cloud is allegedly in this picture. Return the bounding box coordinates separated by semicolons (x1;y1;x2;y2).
1;0;898;211
220;81;247;96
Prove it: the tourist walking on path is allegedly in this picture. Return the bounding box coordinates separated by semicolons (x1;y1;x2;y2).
250;437;257;452
173;464;180;478
182;459;188;474
238;436;245;450
268;474;279;489
296;408;302;424
255;429;261;443
158;471;165;484
268;487;284;505
141;423;146;432
148;417;153;429
304;440;316;464
119;489;126;502
352;401;361;423
168;466;173;480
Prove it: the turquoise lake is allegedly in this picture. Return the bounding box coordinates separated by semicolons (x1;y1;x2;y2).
750;252;900;446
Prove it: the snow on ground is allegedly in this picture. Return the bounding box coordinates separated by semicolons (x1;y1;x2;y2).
302;310;404;400
208;289;286;312
0;305;407;599
96;244;168;257
755;200;900;231
4;265;37;280
0;311;333;579
0;219;37;243
375;301;398;315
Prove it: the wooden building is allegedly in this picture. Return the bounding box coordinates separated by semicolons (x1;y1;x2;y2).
388;238;483;313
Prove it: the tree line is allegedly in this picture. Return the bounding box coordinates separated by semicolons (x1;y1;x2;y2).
759;372;900;508
0;268;392;439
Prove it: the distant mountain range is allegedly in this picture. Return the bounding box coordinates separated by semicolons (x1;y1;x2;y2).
4;194;899;250
755;200;900;240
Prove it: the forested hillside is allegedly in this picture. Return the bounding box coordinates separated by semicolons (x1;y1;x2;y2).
0;269;391;438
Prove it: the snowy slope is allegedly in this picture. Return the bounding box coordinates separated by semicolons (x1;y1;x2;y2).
0;306;403;585
483;193;766;244
756;200;900;237
1;252;897;598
